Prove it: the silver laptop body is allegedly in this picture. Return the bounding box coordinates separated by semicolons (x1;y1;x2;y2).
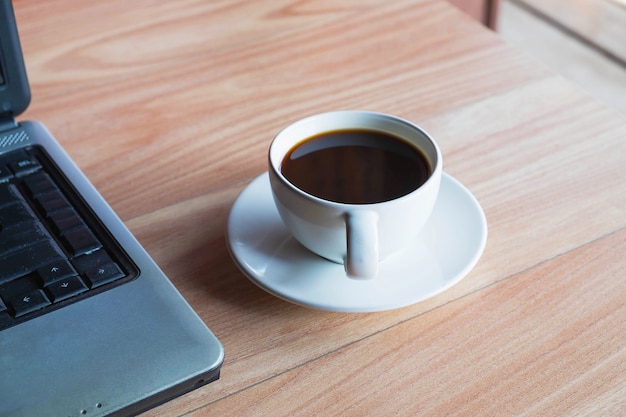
0;2;224;416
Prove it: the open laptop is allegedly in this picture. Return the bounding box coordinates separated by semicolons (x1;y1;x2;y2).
0;2;224;416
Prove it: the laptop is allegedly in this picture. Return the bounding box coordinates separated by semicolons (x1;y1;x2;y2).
0;2;224;416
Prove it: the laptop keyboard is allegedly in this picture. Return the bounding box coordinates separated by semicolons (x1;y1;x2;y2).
0;146;138;330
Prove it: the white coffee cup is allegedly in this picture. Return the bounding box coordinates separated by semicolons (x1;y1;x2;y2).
268;111;442;278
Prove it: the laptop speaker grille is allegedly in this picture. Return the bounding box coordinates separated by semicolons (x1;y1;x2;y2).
0;129;30;148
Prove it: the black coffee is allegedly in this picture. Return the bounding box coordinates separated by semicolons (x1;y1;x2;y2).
281;129;431;204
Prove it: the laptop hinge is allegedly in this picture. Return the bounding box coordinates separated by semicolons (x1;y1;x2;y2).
0;114;18;132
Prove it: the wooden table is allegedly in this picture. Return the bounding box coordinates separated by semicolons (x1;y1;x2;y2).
14;0;626;415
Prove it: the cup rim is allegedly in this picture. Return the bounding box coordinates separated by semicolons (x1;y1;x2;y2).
269;110;442;208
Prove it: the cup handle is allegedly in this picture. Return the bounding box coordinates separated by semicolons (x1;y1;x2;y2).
345;211;379;279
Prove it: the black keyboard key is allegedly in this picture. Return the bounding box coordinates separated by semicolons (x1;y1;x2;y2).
22;172;56;196
0;165;13;182
0;275;37;301
35;189;71;214
72;249;112;271
73;250;125;288
7;289;50;317
0;183;21;205
45;276;88;302
49;208;84;235
0;220;51;256
0;201;34;227
63;226;102;256
0;240;66;283
37;259;78;285
8;156;42;177
83;262;124;288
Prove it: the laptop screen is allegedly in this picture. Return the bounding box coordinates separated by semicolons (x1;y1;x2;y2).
0;0;31;117
0;57;5;85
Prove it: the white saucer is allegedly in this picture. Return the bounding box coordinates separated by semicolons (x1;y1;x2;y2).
227;172;487;313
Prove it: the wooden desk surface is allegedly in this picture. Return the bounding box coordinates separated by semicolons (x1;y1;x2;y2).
14;0;626;415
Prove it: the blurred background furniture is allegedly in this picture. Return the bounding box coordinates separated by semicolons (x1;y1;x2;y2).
499;0;626;115
515;0;626;63
447;0;500;28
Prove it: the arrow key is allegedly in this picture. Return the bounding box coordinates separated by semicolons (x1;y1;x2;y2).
8;289;51;318
45;276;88;303
36;260;78;285
83;262;124;288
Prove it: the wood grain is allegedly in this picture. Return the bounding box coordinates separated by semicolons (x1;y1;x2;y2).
16;0;543;221
190;228;626;416
10;0;626;416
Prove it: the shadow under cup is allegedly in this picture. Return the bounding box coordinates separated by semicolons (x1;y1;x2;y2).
268;111;442;278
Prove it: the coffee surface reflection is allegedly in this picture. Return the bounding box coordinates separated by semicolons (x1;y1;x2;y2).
281;129;431;204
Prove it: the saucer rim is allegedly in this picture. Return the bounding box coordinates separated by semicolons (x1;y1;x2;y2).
227;172;487;312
